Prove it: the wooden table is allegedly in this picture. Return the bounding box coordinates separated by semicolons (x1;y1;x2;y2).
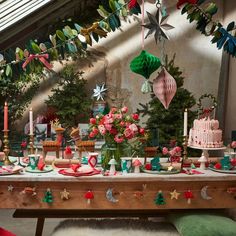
0;169;236;235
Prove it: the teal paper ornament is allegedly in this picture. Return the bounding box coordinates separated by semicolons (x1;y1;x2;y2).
130;50;161;94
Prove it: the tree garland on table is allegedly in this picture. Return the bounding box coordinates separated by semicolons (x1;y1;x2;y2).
177;0;236;57
0;0;141;80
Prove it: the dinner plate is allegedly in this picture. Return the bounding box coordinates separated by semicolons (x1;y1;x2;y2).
208;166;236;174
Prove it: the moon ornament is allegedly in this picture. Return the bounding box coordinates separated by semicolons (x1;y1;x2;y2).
200;186;212;200
106;188;119;203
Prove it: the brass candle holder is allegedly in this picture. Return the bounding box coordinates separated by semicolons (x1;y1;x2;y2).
29;134;35;155
183;135;188;160
3;129;13;166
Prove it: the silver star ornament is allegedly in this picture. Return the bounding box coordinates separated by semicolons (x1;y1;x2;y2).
143;8;174;43
93;84;107;101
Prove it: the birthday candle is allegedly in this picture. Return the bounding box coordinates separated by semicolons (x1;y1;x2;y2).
184;109;188;136
4;102;8;131
29;108;33;135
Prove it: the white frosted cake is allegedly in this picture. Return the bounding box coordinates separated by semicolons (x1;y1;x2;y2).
188;117;223;148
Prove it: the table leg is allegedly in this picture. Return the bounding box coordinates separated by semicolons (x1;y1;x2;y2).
35;218;45;236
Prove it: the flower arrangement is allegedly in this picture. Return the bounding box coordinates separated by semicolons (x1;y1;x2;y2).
89;106;146;143
231;141;236;153
162;146;182;163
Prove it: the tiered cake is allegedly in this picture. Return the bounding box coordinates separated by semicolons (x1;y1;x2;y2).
188;117;223;148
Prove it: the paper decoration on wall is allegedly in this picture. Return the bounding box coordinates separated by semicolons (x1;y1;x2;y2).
184;190;194;204
200;186;212;200
130;50;161;93
106;188;119;203
43;188;53;203
93;84;107;101
170;189;181;200
143;8;174;43
60;188;70;200
154;190;165;205
153;67;177;109
128;0;141;15
176;0;197;9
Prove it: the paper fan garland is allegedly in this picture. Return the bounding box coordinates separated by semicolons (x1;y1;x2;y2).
130;50;161;93
153;67;177;109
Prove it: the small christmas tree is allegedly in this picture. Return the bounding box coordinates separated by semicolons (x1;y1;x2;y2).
137;55;197;146
43;189;53;203
155;191;165;205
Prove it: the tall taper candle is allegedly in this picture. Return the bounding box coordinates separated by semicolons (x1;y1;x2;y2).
4;102;8;131
29;108;33;135
184;108;188;136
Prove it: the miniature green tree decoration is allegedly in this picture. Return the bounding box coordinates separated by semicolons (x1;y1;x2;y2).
155;190;165;205
46;65;91;128
137;55;197;146
43;188;53;203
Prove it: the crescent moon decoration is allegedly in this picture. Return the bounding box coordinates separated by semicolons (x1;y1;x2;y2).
106;188;119;203
200;186;212;200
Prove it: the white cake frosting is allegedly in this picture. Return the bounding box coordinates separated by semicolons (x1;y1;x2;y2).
188;117;223;148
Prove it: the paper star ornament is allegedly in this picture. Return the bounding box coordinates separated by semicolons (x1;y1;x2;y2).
170;189;180;200
93;84;107;101
60;188;70;200
143;8;174;43
8;185;14;192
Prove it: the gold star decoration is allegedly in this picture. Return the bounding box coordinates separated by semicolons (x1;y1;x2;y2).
60;189;70;200
7;185;14;192
167;165;174;171
170;189;181;200
143;8;174;43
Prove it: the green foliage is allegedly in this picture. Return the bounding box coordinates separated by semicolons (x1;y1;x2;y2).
45;65;91;128
137;55;197;146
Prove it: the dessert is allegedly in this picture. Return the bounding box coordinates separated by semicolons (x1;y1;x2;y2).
188;117;223;148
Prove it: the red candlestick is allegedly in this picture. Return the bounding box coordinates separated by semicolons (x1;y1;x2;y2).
4;102;8;131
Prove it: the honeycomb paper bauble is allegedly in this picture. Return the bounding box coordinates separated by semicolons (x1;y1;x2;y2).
153;67;177;109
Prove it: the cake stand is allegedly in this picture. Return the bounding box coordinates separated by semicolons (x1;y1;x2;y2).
188;146;226;170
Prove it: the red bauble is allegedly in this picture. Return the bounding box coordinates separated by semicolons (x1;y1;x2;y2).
214;163;222;169
145;163;152;170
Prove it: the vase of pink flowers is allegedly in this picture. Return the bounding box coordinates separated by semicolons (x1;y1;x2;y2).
89;106;146;170
162;146;182;163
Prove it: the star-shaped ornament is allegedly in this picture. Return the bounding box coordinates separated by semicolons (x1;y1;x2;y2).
170;189;181;200
60;189;70;200
167;165;174;171
8;185;14;192
143;8;174;43
92;84;107;101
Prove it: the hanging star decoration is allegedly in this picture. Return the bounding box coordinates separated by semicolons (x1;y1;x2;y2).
7;185;14;192
92;84;107;101
60;188;70;200
170;189;181;200
143;8;174;43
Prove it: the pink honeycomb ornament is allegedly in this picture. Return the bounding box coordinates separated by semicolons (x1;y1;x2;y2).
153;67;177;109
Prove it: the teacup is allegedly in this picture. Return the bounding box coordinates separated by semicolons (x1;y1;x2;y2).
28;154;40;170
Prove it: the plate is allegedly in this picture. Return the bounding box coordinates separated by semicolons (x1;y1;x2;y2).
0;166;22;175
25;165;53;173
142;168;180;175
208;167;236;174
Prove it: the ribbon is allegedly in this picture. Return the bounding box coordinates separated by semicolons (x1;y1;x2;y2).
22;54;52;70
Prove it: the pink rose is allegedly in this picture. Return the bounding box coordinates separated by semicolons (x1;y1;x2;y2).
98;125;106;135
129;123;138;133
89;118;96;125
104;123;112;131
104;114;114;124
114;114;122;119
139;128;145;135
132;113;139;120
174;146;182;153
162;147;169;155
114;134;124;143
92;128;99;135
120;121;125;127
124;128;134;139
89;132;96;138
121;106;128;113
231;141;236;149
110;107;117;113
169;149;176;157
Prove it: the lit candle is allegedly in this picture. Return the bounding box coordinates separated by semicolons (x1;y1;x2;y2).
184;108;188;136
4;102;8;131
29;108;33;135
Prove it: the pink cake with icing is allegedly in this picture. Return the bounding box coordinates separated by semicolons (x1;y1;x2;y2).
188;117;223;148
